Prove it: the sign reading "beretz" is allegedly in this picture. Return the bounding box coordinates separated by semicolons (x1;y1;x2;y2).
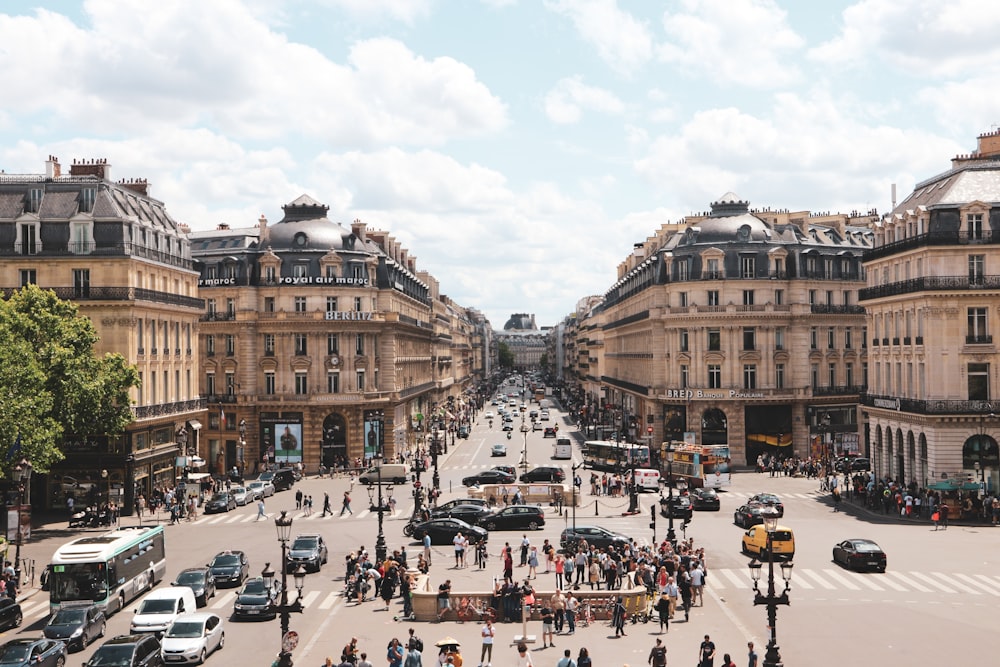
325;311;375;321
665;389;767;400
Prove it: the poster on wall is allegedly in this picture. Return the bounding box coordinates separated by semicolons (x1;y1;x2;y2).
364;417;383;459
275;423;303;463
260;412;303;465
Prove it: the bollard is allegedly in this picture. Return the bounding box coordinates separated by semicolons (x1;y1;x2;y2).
594;499;599;516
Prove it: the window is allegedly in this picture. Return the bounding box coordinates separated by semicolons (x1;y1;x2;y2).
327;334;340;355
356;369;366;391
80;187;96;213
264;371;275;395
845;329;853;350
708;329;721;351
862;362;868;387
263;334;275;355
295;372;308;395
773;258;784;276
862;326;868;348
742;327;756;351
969;363;990;401
326;297;338;313
27;188;42;213
707;290;720;306
138;319;144;354
327;372;340;393
679;292;688;307
741;255;755;278
775;364;785;389
969;213;985;240
808;289;817;304
73;269;91;298
970;255;985;284
226;335;235;356
264;266;276;283
355;296;363;312
356;334;365;355
743;290;754;306
226;298;235;317
206;335;215;356
225;372;235;396
264;297;275;313
71;221;91;253
826;290;834;305
708;365;721;389
774;289;784;305
810;328;818;349
743;364;757;389
19;269;35;286
206;372;216;396
351;264;365;280
706;258;720;278
828;363;836;386
680;365;689;389
775;328;785;351
293;264;308;278
207;298;217;316
325;265;338;279
846;363;854;387
843;290;851;306
811;364;819;388
679;330;689;353
294;297;307;313
294;334;307;356
827;327;835;349
968;307;989;342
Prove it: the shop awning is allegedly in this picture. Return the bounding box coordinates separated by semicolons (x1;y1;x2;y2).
927;480;980;491
187;420;202;430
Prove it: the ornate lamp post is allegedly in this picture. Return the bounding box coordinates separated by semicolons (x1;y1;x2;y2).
264;511;306;667
519;419;530;476
431;434;441;492
11;457;31;583
366;468;394;563
664;442;676;546
748;507;793;667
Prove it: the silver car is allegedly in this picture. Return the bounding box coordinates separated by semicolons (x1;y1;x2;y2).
247;480;274;498
231;486;253;505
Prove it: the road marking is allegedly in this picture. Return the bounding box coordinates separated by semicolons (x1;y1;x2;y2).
841;571;884;591
300;590;321;608
872;573;907;592
318;592;341;609
884;571;933;593
821;569;861;590
908;571;956;594
932;573;980;595
719;568;749;589
210;592;237;610
953;574;1000;596
971;574;1000;594
798;570;836;590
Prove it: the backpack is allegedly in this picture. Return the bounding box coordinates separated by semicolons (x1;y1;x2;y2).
410;636;424;653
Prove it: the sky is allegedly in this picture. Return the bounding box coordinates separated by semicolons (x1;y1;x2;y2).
1;1;998;328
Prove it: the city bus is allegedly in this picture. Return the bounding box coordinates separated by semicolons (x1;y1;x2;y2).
663;442;732;489
582;440;651;471
49;525;167;615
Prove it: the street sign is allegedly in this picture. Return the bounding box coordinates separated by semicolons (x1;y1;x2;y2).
282;631;299;653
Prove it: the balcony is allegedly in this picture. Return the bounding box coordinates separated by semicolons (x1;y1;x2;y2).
859;275;1000;301
810;304;866;315
864;229;1000;261
132;397;207;419
201;312;236;322
813;385;866;397
206;394;238;404
965;335;993;345
0;286;203;309
701;271;724;280
0;241;195;270
863;394;997;415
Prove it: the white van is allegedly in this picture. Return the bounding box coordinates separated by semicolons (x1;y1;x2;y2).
634;468;661;492
552;437;573;460
358;463;410;485
130;587;197;635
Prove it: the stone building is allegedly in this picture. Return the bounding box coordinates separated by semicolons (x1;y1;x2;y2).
861;130;1000;493
0;157;204;513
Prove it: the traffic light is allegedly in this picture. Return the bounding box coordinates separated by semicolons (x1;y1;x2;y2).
649;503;656;530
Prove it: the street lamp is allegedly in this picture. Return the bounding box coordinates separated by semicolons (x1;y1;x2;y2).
431;435;441;492
366;467;394;563
664;442;676;547
266;511;306;667
748;508;792;667
519;419;530;476
11;457;31;583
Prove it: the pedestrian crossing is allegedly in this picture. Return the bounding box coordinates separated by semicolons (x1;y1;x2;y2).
706;567;1000;597
190;505;415;525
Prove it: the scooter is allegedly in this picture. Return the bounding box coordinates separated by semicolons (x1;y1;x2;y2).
506;431;512;440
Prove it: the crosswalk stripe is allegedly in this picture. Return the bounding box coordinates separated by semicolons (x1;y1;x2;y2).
841;571;884;591
932;573;980;595
884;571;933;593
789;572;814;590
872;572;907;592
954;573;1000;596
798;570;836;590
300;590;321;608
225;514;244;523
909;571;956;594
319;592;341;610
357;510;371;519
983;575;1000;589
821;569;861;591
22;600;50;617
720;568;749;589
210;592;237;610
971;574;1000;594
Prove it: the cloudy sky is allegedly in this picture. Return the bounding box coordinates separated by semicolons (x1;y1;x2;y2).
1;1;996;327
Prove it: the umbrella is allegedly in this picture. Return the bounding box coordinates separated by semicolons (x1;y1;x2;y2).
434;638;461;647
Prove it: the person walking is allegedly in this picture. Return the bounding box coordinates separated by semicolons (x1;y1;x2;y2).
648;638;667;667
576;648;590;667
479;618;495;667
720;653;736;667
514;644;532;667
387;639;404;667
564;591;577;635
654;591;671;633
323;492;332;517
747;643;758;667
405;643;422;667
611;596;627;637
556;649;576;667
519;535;530;567
423;532;432;566
698;635;716;667
295;488;303;510
341;491;353;516
256;498;267;521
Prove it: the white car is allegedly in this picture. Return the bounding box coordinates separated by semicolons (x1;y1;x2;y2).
491;443;508;457
484;411;495;420
230;486;253;505
248;480;275;498
160;612;225;664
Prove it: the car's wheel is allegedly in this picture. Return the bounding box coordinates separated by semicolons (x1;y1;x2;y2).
198;648;207;665
219;632;225;650
55;657;65;667
486;522;498;531
528;521;540;530
403;524;414;537
98;620;106;639
11;611;21;628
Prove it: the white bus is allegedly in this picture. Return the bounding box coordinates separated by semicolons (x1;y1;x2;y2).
552;436;573;460
49;525;167;615
582;440;651;471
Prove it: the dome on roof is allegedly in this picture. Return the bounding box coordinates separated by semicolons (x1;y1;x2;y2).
265;194;352;250
681;194;770;244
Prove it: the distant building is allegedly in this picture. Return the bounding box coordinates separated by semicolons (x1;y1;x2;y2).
497;313;546;371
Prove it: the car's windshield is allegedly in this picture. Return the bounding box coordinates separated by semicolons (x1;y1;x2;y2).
232;487;246;495
212;555;240;567
854;543;880;552
211;494;229;501
175;572;205;585
292;538;317;549
166;621;205;638
241;580;268;595
139;599;176;613
0;644;30;661
51;609;86;624
88;645;135;667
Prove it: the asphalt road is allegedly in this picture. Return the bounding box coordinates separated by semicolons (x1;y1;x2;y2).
9;395;1000;666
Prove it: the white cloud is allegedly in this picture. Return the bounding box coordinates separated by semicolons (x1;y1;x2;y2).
545;0;654;74
324;0;434;23
544;76;626;124
657;0;804;88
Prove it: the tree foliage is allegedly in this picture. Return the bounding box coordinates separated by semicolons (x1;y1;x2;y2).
0;285;140;474
497;342;515;369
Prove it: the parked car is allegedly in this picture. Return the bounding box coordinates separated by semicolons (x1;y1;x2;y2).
85;634;163;667
742;524;795;559
491;443;508;457
463;470;516;486
491;465;517;478
207;550;249;587
407;518;488;545
733;503;767;528
43;602;106;651
832;538;887;572
204;492;236;514
559;525;631;551
232;578;279;621
160;613;225;664
690;487;721;511
0;639;67;667
430;504;492;525
247;480;274;498
660;494;693;521
0;598;22;631
434;498;490;513
230;486;252;506
519;466;565;483
850;457;872;472
457;425;470;439
747;493;784;517
286;534;328;573
171;567;217;607
480;505;546;531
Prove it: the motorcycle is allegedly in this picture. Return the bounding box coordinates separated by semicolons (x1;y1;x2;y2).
506;431;512;440
69;506;111;528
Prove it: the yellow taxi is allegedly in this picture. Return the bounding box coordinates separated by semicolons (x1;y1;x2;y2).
741;524;795;559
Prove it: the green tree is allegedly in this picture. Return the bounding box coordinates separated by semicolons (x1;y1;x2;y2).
0;285;139;473
497;342;515;369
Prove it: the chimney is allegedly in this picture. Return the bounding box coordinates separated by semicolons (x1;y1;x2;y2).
119;177;150;196
217;223;231;230
258;214;268;245
69;158;111;181
45;156;61;179
351;218;367;242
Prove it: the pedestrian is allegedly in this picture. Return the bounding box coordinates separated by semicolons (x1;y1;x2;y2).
747;642;758;667
405;643;422;667
256;498;267;521
454;532;466;569
323;493;332;517
514;643;532;667
648;638;667;667
66;495;74;517
690;561;705;606
135;494;145;521
341;491;353;516
479;617;495;667
423;532;432;566
720;654;736;667
520;535;530;567
612;596;627;637
360;652;374;667
387;639;404;667
698;635;716;667
564;591;577;634
527;546;538;579
576;648;590;667
550;588;565;634
654;591;670;633
556;649;576;667
295;488;303;510
540;604;555;648
939;501;950;530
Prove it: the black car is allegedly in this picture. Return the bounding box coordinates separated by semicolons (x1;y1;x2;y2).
0;639;67;667
204;492;236;514
0;598;22;631
480;505;546;531
287;534;329;573
409;518;488;545
463;470;516;486
171;567;217;607
208;550;250;587
559;525;630;551
733;503;767;528
434;498;490;513
690;487;721;511
232;577;280;620
747;493;784;517
850;457;872;472
543;427;557;438
660;494;693;520
832;538;887;572
519;466;565;483
43;603;106;651
502;423;514;432
85;634;163;667
431;504;492;525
